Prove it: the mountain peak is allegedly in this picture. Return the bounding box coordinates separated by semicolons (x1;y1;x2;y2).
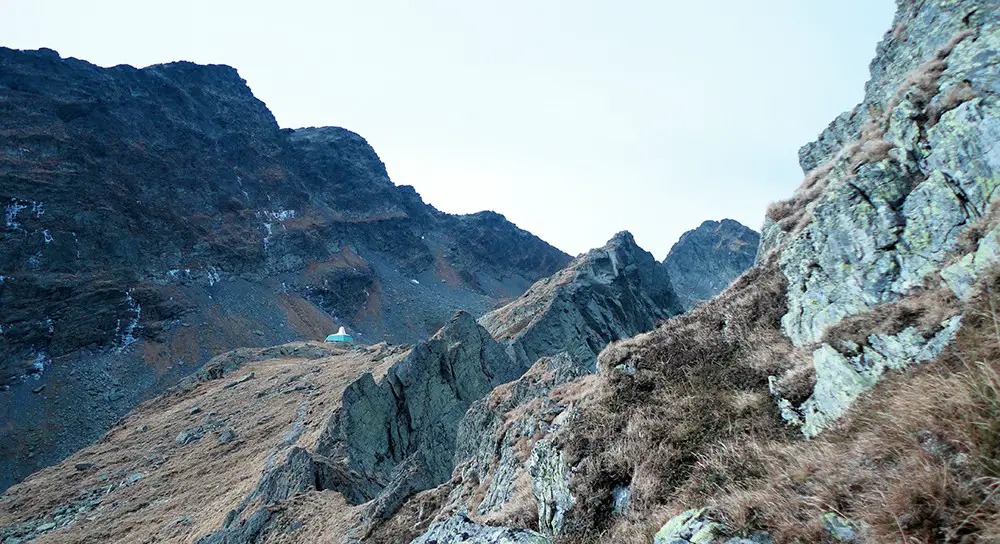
664;219;760;310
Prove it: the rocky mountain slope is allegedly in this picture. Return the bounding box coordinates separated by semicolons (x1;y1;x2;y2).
501;0;999;541
0;231;681;543
662;219;759;311
0;47;571;492
3;0;999;542
348;0;1000;541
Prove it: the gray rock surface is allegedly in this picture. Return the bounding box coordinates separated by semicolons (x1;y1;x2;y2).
780;0;998;346
449;353;589;520
315;311;521;509
480;231;682;370
772;0;999;437
528;438;574;536
653;508;771;544
330;233;680;535
409;514;551;544
663;219;760;310
784;315;962;436
941;220;1000;301
197;447;317;544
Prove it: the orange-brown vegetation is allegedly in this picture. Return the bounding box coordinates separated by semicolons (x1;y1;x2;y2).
708;278;1000;543
554;260;796;542
0;343;407;544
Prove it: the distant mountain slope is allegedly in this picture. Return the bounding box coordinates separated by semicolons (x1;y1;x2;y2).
0;47;570;491
661;219;759;311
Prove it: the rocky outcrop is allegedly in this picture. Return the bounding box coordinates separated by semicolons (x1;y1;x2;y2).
0;47;570;491
785;315;962;436
767;0;999;435
447;352;589;527
409;514;551;544
480;231;682;370
776;1;997;346
314;311;521;513
662;219;760;311
197;447;318;544
334;233;681;540
653;508;771;544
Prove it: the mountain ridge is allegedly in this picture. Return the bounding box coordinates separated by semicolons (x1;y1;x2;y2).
0;45;570;491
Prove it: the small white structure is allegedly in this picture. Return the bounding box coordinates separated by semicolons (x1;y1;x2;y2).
325;326;353;343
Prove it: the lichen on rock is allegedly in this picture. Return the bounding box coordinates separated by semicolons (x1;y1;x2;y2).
788;315;962;436
527;439;574;536
408;513;551;544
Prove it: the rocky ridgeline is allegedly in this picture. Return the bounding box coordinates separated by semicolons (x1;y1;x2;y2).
480;231;683;369
2;0;997;541
662;219;760;311
0;48;570;491
163;231;681;543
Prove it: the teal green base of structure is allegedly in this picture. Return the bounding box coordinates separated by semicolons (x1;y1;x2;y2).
325;333;353;342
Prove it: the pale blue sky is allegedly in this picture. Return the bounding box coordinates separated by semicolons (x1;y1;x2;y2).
2;1;896;256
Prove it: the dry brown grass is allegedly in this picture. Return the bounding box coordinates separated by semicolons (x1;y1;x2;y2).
0;343;402;544
820;285;962;353
557;261;799;540
708;278;1000;543
928;82;978;126
553;250;1000;542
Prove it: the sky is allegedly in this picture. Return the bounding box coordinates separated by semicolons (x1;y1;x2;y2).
1;1;896;256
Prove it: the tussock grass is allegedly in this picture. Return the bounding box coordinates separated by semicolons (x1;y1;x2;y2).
553;262;1000;542
708;277;1000;543
764;29;976;234
557;261;797;541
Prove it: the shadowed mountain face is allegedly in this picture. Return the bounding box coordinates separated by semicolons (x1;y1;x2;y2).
0;47;570;491
662;219;760;311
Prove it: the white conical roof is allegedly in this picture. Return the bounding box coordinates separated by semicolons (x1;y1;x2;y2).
337;326;347;336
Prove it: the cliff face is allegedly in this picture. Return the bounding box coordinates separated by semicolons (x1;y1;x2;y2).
662;219;759;311
544;0;1000;541
0;47;570;491
767;0;999;435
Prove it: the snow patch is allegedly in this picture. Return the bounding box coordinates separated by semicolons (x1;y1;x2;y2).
29;352;49;376
5;199;45;230
207;266;221;287
262;209;296;222
115;289;142;352
5;200;28;230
